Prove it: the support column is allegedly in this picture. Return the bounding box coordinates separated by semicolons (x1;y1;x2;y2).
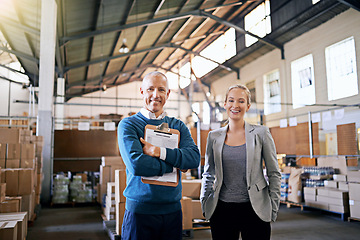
37;0;57;204
55;77;65;130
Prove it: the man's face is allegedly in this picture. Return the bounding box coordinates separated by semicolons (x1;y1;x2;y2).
140;74;170;117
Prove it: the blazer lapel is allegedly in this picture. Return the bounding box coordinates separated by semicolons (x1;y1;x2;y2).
245;122;255;185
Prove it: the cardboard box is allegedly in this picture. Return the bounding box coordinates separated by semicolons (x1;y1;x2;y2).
0;129;20;144
0;200;20;213
338;182;349;191
305;200;329;211
0;212;28;240
107;182;115;196
182;179;201;198
181;197;193;230
349;200;360;218
101;156;126;169
0;220;18;240
0;144;6;159
20;159;35;169
115;170;126;203
115;202;126;235
18;169;34;195
4;197;22;212
327;189;348;199
304;194;316;202
21;191;35;220
20;144;35;160
191;200;205;219
6;144;20;159
349;183;360;201
316;195;348;206
0;159;5;169
324;180;338;189
4;170;19;196
0;183;6;203
317;188;329;197
333;174;347;182
303;187;317;195
329;204;349;213
6;159;20;169
100;165;111;185
347;171;360;183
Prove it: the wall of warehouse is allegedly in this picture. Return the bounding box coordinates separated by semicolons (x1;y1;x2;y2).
212;9;360;133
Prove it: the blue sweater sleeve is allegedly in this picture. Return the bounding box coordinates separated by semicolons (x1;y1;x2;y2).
117;118;173;177
165;120;200;170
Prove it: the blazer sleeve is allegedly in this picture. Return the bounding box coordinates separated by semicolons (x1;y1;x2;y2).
200;132;216;201
262;127;281;222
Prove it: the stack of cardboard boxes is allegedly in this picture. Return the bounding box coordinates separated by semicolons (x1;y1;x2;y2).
98;156;125;206
114;169;126;235
0;128;44;240
104;183;116;220
348;170;360;219
181;179;203;230
304;173;349;214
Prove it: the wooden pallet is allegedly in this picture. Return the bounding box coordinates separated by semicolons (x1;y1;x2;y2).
348;217;360;222
280;200;304;210
193;219;210;230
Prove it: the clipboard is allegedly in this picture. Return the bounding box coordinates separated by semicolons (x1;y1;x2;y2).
141;123;180;187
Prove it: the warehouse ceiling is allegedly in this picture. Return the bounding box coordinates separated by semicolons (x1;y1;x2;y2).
0;0;357;101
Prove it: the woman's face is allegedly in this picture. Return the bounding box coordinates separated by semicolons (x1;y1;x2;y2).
224;88;250;121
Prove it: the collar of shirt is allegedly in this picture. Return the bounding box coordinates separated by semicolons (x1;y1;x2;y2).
140;108;167;120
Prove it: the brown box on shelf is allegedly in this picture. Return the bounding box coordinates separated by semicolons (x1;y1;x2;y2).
18;169;34;195
20;159;35;169
327;189;349;200
0;199;20;213
4;170;19;196
21;191;35;221
192;199;205;219
317;188;329;196
0;159;5;168
0;129;20;144
347;171;360;183
6;144;21;159
349;183;360;201
0;183;6;202
0;143;6;159
182;179;202;198
115;202;126;235
101;156;126;169
3;169;34;196
115;170;126;203
6;159;20;169
316;195;348;206
0;212;28;240
20;144;35;160
0;220;18;240
181;197;193;230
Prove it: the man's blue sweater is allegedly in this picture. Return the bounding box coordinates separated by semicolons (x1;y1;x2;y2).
117;112;200;215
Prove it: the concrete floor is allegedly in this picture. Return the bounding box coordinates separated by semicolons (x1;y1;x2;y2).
27;204;360;240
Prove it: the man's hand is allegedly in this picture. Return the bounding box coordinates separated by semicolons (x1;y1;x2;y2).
140;138;160;158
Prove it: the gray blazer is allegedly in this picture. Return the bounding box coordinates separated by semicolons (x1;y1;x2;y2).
200;122;281;222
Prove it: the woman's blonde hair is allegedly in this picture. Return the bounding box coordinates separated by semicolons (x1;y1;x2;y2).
224;84;251;105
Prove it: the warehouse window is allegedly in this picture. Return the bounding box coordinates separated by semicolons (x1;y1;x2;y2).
244;0;271;47
264;69;281;115
325;36;358;101
291;54;316;109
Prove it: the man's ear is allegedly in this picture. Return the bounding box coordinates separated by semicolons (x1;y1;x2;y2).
166;89;170;99
140;87;144;95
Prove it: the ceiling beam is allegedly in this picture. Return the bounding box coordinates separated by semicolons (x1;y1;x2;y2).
337;0;360;11
0;46;39;63
0;16;40;36
60;2;244;45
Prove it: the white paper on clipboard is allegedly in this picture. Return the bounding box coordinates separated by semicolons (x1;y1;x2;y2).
142;128;179;183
